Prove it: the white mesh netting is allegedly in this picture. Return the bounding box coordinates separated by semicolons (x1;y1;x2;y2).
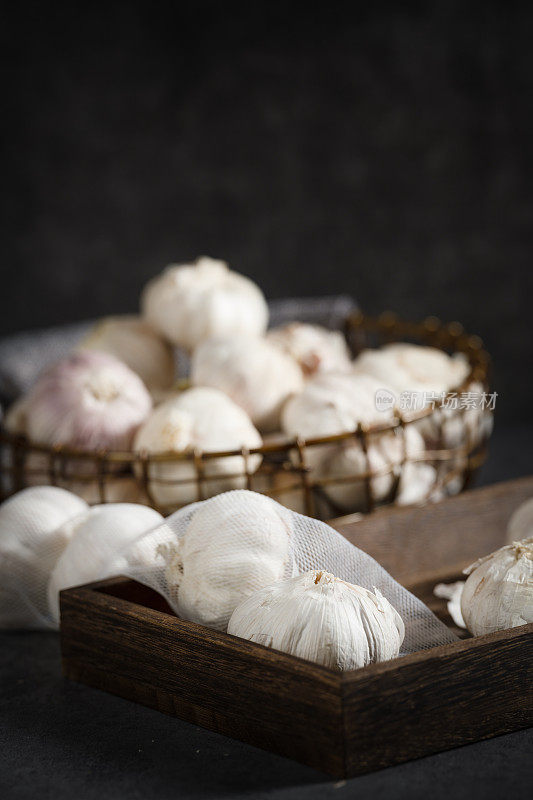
0;487;457;655
118;490;457;654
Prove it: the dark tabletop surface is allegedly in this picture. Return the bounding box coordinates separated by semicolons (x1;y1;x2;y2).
1;423;532;800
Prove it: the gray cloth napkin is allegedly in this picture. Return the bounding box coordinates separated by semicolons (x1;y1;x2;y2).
0;295;357;406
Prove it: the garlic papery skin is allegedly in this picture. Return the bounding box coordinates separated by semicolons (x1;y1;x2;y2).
228;570;405;670
79;315;175;391
281;372;433;511
191;336;304;433
133;388;263;507
21;351;152;453
47;503;163;625
460;537;533;637
159;490;293;631
434;581;466;629
141;256;269;351
266;323;352;378
0;486;89;628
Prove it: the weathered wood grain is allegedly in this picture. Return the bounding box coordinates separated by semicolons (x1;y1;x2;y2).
341;623;532;775
332;475;533;583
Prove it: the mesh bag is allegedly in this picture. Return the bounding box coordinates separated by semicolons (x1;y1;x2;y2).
121;490;457;654
0;487;457;655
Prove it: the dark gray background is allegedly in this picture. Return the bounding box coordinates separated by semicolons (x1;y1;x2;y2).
1;1;532;421
0;3;532;799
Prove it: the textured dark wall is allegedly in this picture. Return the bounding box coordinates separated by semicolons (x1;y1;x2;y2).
1;1;532;419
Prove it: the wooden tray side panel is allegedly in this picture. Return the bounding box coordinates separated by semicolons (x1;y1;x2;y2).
333;476;533;584
60;586;346;777
341;624;533;776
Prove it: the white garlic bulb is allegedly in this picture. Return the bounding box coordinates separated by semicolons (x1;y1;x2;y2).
141;256;269;351
133;388;262;508
48;502;164;625
159;490;293;631
191;336;304;432
0;486;89;628
228;570;405;670
282;372;434;511
506;497;533;543
79;315;175;391
353;343;469;396
19;351;152;453
266;323;352;377
352;343;490;451
461;537;533;637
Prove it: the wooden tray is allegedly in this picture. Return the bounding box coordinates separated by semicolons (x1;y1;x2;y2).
60;476;533;778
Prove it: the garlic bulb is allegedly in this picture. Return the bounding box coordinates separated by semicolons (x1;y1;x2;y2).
0;486;89;628
461;537;533;637
267;323;352;378
191;336;304;432
19;351;152;453
2;396;147;503
353;343;470;396
507;497;533;543
228;570;405;670
133;388;262;508
79;315;175;391
159;490;293;631
141;256;269;351
48;502;163;625
352;344;490;451
282;372;434;511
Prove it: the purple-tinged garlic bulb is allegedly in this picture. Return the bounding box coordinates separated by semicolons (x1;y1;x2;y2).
21;351;152;452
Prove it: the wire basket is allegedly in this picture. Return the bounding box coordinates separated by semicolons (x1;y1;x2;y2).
0;312;493;520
